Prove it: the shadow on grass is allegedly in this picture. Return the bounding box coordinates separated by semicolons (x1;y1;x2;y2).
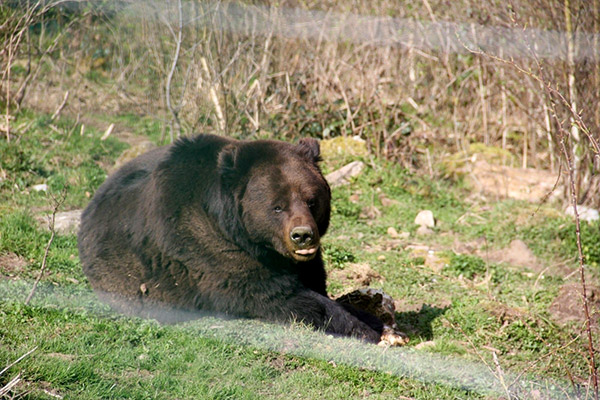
396;304;448;340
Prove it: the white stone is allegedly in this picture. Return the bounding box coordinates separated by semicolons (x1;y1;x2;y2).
32;184;48;192
414;210;435;227
52;210;82;234
325;161;365;188
565;205;599;222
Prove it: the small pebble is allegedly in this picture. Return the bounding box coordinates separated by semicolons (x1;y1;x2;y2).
386;227;399;238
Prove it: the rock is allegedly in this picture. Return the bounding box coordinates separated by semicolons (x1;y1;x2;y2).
415;210;435;228
416;225;434;236
377;255;386;261
549;283;600;325
325;161;365;188
140;283;148;294
32;183;48;192
565;205;599;222
386;227;399;238
51;210;82;234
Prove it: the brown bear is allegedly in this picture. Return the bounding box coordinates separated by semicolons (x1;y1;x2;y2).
78;134;382;342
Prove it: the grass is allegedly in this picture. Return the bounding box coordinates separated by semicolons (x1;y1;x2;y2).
1;286;487;399
0;109;596;399
0;111;126;211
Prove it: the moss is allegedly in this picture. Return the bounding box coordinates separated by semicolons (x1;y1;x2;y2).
440;142;516;179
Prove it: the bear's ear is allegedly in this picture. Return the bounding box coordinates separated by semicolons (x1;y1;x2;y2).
217;144;240;185
297;137;322;163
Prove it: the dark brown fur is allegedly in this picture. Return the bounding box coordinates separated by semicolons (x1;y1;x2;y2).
78;134;381;342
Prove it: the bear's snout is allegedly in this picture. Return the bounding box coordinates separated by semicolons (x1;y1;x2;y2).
287;222;320;260
290;225;314;248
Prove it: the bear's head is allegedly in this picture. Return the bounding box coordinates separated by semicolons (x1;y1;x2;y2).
218;138;330;262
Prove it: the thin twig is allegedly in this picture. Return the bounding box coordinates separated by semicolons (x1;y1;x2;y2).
0;347;38;377
491;352;510;398
50;90;69;121
15;8;82;110
1;0;68;140
165;0;184;141
530;49;600;400
557;125;599;400
25;189;66;305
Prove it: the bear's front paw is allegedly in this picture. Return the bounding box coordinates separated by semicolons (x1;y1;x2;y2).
377;326;409;347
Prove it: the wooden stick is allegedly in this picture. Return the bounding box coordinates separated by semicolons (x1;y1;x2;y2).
51;90;69;121
100;123;114;141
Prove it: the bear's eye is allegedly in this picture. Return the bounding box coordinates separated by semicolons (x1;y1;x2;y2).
307;199;316;208
273;206;283;213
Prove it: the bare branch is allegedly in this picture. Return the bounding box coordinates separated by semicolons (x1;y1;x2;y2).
200;57;226;133
50;90;69;121
165;0;184;141
25;189;67;306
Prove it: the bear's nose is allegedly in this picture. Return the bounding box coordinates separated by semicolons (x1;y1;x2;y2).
290;226;314;247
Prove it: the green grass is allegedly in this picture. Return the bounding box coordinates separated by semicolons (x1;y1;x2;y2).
0;109;595;399
0;110;126;211
1;292;490;399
